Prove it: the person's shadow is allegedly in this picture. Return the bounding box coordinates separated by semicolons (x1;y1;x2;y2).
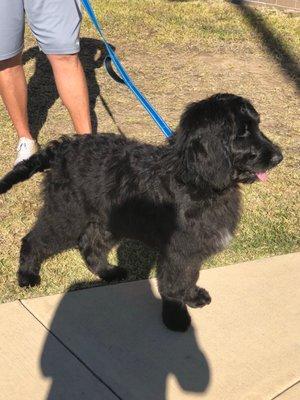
40;240;210;400
23;37;121;139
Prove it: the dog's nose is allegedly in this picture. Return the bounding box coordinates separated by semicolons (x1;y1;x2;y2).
271;151;283;166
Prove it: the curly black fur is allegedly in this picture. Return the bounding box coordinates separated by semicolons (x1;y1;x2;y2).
0;93;283;331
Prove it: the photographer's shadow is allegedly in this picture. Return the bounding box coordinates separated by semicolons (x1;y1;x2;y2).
23;37;117;139
41;241;210;399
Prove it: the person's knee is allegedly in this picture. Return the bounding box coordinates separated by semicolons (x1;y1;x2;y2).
47;53;79;67
0;53;23;72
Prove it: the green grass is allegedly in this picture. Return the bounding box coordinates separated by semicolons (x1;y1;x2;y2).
0;0;299;302
87;0;300;54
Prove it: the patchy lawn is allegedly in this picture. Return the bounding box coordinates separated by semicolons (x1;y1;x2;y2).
0;0;299;302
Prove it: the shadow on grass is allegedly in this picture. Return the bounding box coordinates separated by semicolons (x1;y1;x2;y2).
231;0;300;92
40;242;210;399
169;1;299;92
22;37;123;140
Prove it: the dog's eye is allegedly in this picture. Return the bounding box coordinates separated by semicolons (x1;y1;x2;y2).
238;130;249;139
238;124;254;139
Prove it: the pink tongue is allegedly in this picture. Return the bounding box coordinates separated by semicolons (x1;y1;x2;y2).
256;172;268;182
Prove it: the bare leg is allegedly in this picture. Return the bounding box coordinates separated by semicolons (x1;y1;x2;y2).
0;54;33;140
47;54;92;134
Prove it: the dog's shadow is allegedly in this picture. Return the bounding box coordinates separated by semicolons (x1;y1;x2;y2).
40;241;210;399
23;37;120;139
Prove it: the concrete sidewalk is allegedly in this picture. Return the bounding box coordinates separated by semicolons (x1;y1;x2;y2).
0;253;299;400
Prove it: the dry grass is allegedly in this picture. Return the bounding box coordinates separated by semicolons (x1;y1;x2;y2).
0;0;299;302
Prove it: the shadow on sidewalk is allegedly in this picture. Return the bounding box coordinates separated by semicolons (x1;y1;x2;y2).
40;242;210;399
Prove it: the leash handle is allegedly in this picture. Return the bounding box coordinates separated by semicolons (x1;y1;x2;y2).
81;0;173;138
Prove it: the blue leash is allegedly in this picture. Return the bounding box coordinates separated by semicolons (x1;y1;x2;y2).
81;0;173;138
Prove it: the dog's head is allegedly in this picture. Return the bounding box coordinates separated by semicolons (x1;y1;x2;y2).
174;93;283;190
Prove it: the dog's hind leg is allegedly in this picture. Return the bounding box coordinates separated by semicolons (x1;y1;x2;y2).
18;218;74;287
18;232;43;287
78;222;127;282
18;203;82;287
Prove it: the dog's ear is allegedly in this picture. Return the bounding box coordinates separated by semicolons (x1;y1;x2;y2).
176;105;233;190
183;132;232;190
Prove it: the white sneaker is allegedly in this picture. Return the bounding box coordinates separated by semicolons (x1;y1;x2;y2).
14;138;38;166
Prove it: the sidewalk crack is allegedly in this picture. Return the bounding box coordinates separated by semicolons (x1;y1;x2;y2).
19;300;123;400
270;380;300;400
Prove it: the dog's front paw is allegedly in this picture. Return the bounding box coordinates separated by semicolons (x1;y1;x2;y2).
162;299;191;332
18;271;41;288
185;287;211;308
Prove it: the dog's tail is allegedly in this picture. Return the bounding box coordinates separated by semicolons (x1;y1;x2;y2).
0;137;70;194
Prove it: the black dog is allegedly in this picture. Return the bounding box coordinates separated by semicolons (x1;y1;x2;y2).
0;93;282;331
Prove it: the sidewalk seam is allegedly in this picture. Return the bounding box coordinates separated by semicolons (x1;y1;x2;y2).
270;380;300;399
19;300;123;400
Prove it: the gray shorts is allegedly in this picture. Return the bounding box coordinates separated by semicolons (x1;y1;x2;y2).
0;0;82;61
